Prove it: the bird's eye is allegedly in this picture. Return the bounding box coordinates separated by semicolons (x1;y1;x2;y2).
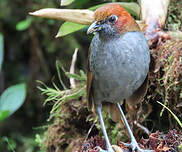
108;15;118;23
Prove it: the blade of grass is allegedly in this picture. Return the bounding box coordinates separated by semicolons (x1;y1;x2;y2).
157;101;182;128
56;60;67;90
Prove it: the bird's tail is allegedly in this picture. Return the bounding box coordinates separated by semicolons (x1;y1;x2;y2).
104;102;124;125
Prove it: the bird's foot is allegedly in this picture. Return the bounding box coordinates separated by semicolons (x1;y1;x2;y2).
121;141;154;152
95;146;115;152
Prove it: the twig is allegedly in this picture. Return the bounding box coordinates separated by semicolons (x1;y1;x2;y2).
70;48;78;89
134;121;150;135
29;9;94;25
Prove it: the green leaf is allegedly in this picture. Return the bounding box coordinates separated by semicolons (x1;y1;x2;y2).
0;110;10;122
65;72;86;81
120;2;140;18
178;143;182;151
0;83;27;117
2;137;16;152
0;33;4;71
60;0;75;6
56;22;86;37
16;18;32;31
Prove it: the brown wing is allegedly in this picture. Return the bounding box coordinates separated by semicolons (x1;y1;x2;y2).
126;73;149;110
87;47;94;110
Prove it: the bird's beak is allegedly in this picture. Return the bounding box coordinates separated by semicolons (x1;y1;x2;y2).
87;21;101;34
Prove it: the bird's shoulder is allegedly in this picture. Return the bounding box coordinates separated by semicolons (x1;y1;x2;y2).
117;31;149;54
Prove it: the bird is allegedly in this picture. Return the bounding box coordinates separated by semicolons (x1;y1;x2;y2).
86;3;152;152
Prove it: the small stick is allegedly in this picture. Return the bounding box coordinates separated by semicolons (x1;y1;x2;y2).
29;8;94;25
69;48;78;89
134;121;150;135
84;120;96;142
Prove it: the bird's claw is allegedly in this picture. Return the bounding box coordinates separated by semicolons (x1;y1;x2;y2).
95;146;115;152
120;141;154;152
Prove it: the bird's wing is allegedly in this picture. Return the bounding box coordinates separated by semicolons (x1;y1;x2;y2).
87;47;94;110
126;73;149;111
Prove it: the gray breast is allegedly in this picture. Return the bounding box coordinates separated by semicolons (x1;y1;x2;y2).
90;31;150;105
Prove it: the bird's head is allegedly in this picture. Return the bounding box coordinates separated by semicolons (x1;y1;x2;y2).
87;3;140;36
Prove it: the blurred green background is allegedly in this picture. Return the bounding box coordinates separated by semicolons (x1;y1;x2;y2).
0;0;92;151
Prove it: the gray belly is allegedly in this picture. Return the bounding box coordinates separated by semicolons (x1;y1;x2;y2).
90;32;150;105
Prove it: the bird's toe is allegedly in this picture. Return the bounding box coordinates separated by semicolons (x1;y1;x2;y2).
120;141;154;152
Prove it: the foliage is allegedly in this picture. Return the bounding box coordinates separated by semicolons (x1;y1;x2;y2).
166;0;182;31
0;32;26;122
157;101;182;128
35;134;46;152
0;83;27;122
37;61;86;119
150;39;182;129
60;0;75;6
0;33;3;71
16;18;32;31
0;134;41;152
56;22;86;37
1;137;16;152
0;110;10;122
178;143;182;151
